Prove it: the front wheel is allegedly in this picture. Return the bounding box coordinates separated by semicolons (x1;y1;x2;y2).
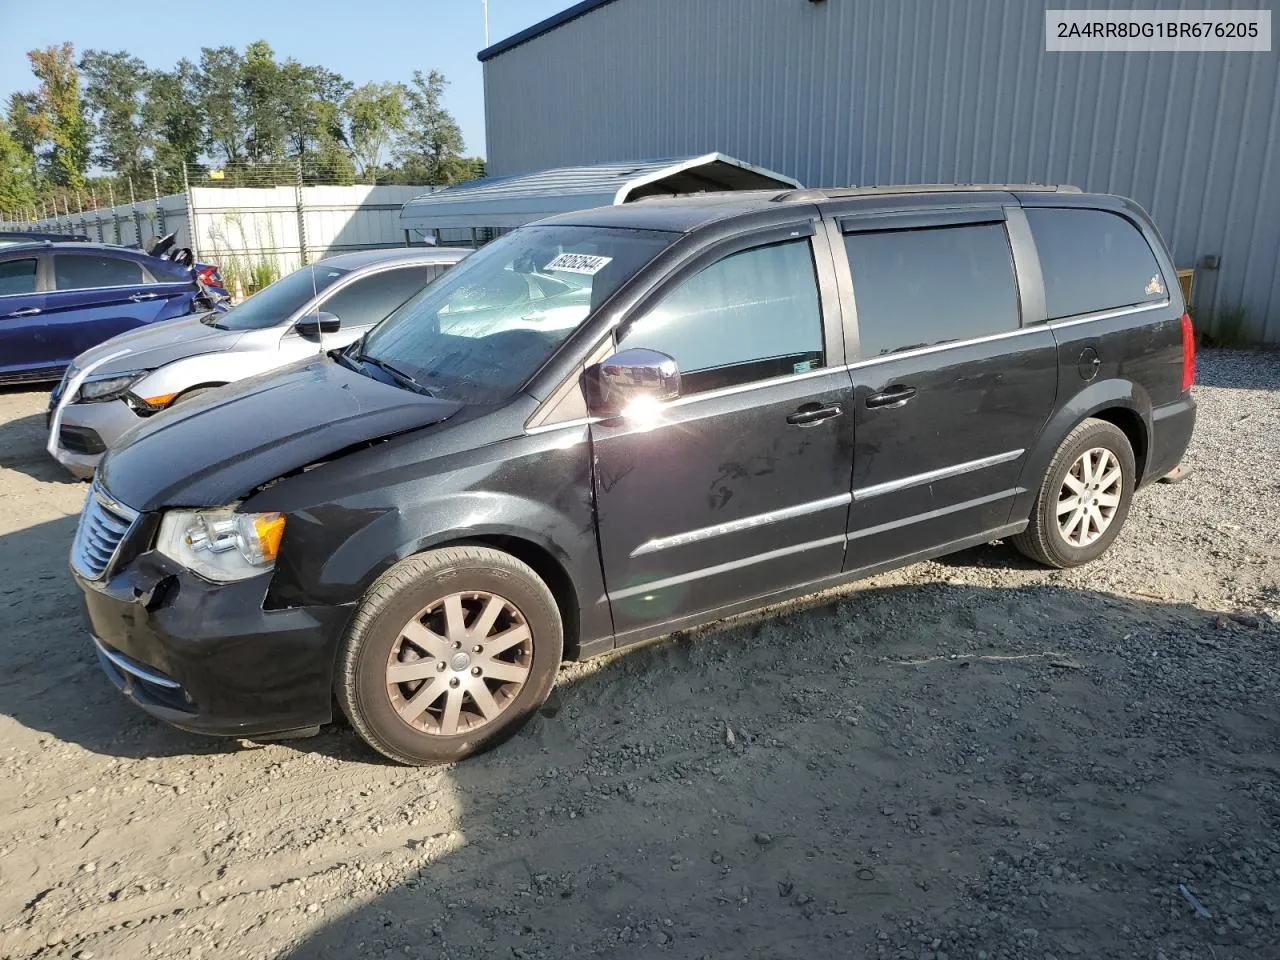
1012;418;1136;569
335;547;563;765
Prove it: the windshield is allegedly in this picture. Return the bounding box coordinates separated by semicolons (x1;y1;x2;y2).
356;225;675;404
210;263;349;330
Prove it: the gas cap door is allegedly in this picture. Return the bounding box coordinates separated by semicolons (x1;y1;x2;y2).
1077;346;1101;381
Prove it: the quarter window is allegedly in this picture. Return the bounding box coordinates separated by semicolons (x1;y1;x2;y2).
0;258;37;296
1026;208;1166;320
616;239;824;394
314;265;449;329
844;223;1020;358
53;254;146;290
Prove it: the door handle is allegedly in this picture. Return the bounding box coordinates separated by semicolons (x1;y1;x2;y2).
866;385;917;409
7;307;41;317
786;402;843;426
129;292;160;301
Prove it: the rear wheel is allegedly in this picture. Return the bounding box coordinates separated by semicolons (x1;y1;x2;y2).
336;547;562;765
1012;418;1136;568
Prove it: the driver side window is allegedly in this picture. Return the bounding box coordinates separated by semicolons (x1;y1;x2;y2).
615;238;824;395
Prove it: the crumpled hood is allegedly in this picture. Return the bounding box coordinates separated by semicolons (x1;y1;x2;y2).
74;313;242;374
98;358;463;511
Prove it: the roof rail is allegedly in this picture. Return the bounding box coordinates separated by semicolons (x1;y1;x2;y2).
773;183;1082;202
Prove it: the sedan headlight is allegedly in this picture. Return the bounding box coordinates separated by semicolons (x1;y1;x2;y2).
77;373;145;403
156;508;286;582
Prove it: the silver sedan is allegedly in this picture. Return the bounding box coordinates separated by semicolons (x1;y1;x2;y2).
47;246;470;477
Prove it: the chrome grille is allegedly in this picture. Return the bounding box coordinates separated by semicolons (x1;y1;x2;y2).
71;483;138;580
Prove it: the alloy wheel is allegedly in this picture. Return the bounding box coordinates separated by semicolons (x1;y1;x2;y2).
1056;446;1123;547
386;591;533;736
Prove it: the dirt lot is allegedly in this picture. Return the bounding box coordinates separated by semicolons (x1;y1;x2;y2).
1;350;1277;960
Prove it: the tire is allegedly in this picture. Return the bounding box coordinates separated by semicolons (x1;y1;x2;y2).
1012;417;1136;569
335;547;563;765
170;385;219;406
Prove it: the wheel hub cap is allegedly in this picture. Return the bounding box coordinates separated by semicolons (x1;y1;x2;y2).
385;590;533;737
1056;446;1122;547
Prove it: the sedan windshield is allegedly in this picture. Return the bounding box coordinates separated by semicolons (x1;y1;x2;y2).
209;263;349;330
356;225;676;404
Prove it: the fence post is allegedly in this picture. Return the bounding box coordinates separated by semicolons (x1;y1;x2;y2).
295;157;309;266
153;169;166;239
183;163;200;262
128;179;143;247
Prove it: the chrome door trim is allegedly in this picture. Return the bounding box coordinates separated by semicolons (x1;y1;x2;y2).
853;449;1025;501
529;301;1168;436
630;492;853;558
1044;298;1169;330
609;534;848;602
848;488;1020;540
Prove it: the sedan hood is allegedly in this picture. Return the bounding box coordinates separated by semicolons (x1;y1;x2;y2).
74;312;242;375
98;358;463;511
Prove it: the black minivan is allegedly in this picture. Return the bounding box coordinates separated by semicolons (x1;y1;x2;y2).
72;185;1196;765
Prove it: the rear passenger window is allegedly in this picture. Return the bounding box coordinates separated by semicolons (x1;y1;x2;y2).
315;265;444;329
0;258;37;296
844;223;1020;358
616;239;823;394
1026;208;1166;320
54;254;146;290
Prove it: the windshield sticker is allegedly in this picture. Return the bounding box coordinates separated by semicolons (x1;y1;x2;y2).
1145;274;1165;296
543;253;613;275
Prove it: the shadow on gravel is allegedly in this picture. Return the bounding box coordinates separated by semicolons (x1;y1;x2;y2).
0;394;85;484
276;582;1278;960
0;509;365;762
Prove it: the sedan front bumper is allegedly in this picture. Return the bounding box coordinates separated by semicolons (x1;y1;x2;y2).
76;551;354;738
50;400;143;478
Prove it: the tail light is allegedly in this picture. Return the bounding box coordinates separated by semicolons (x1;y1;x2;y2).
1180;312;1196;391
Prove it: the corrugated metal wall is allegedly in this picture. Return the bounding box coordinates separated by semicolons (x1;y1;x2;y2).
483;0;1280;342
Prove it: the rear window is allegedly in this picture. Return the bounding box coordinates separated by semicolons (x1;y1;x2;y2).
0;258;37;296
1026;208;1167;320
54;254;146;290
844;223;1021;358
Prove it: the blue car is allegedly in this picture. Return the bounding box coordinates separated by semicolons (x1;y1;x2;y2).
0;241;221;385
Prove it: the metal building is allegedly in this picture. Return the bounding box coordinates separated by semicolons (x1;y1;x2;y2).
479;0;1280;343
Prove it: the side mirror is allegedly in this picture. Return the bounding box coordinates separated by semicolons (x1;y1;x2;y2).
295;311;341;337
586;348;680;418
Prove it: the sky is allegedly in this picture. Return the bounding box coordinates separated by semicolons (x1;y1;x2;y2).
0;0;572;159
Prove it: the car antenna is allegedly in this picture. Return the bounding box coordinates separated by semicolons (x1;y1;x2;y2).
310;258;324;355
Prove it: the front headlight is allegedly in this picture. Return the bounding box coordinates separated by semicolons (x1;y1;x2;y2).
155;508;286;582
77;373;144;403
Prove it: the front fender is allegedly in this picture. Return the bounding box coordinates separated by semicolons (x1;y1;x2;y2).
258;421;611;651
1008;377;1152;521
131;346;272;401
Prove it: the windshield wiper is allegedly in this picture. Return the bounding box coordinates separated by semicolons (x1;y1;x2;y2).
354;352;434;396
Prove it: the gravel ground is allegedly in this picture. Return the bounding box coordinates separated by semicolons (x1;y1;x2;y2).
0;349;1277;960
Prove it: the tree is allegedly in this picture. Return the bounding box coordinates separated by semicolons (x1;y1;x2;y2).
279;61;352;158
345;82;405;183
240;40;287;163
26;43;90;189
395;69;465;185
0;113;38;217
80;49;152;186
146;60;205;190
196;46;244;164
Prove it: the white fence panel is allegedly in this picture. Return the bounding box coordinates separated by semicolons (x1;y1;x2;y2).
3;183;444;290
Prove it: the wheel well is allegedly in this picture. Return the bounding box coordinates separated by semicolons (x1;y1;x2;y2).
435;535;581;659
1091;407;1148;480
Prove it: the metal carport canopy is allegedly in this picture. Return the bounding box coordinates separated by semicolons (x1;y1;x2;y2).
398;153;801;232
